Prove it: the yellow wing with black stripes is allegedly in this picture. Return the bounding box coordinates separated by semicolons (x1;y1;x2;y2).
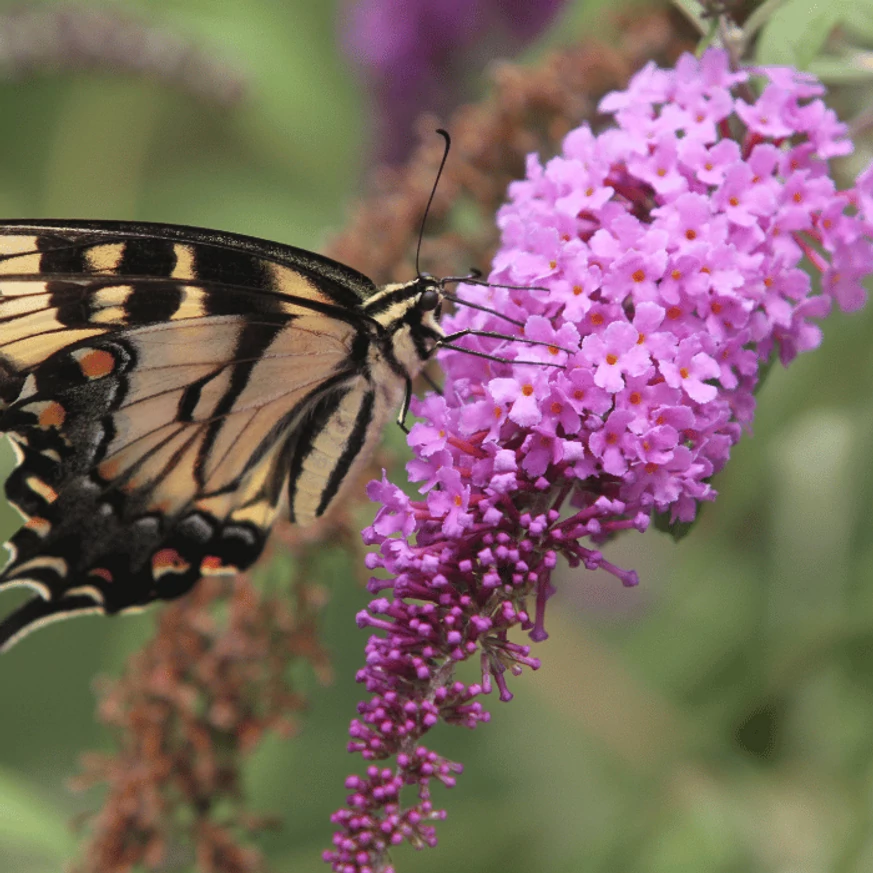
0;219;442;651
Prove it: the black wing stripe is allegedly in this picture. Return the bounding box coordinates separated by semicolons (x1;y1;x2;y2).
316;388;375;517
192;241;272;292
286;387;351;523
118;239;185;325
195;364;364;497
118;237;178;277
1;271;374;326
0;219;380;303
47;279;96;328
123;283;185;325
195;321;287;483
37;237;89;274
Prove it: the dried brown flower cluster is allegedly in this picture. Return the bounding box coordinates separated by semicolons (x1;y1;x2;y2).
70;8;694;872
69;548;330;873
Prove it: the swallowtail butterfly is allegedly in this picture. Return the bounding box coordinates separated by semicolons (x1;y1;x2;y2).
0;216;457;652
0;132;554;653
0;221;456;649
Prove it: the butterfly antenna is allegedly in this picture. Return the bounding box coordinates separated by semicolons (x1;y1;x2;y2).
415;129;452;278
441;292;525;328
442;275;550;294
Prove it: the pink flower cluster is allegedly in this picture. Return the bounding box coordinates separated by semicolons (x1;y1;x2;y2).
324;48;873;872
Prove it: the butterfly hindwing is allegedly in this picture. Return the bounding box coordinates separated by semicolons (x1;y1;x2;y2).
0;220;388;647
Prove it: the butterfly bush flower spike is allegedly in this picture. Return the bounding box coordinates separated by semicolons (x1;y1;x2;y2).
325;48;873;872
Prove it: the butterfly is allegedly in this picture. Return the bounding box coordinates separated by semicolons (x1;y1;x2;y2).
0;211;465;652
0;128;561;653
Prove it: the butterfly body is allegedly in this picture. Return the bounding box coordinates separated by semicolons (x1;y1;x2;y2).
0;220;444;650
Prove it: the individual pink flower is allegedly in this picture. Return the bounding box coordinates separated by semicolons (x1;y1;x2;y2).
579;321;652;392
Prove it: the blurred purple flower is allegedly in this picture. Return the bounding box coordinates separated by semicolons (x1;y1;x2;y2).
324;48;873;872
341;0;567;163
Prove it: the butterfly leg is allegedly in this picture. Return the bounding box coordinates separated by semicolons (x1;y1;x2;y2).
440;327;572;352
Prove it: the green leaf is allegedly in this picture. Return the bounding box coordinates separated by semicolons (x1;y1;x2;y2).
756;0;850;67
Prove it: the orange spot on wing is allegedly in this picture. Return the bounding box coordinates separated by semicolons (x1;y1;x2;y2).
201;555;225;573
120;477;139;494
25;516;51;536
152;548;190;576
77;348;115;379
38;401;65;428
97;459;120;480
89;567;114;583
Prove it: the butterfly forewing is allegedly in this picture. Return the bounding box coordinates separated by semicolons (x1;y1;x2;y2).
0;220;433;651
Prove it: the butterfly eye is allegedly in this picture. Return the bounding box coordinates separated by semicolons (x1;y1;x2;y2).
418;288;440;312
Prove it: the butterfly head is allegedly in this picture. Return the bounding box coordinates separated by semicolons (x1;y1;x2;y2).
414;272;444;320
363;274;447;375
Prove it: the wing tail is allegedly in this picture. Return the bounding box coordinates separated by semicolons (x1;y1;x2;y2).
0;593;100;653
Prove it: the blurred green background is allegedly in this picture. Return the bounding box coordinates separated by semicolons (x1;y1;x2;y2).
2;1;873;872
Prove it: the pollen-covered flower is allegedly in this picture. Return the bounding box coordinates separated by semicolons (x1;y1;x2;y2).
325;47;873;872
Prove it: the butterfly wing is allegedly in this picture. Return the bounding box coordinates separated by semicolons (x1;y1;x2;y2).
0;220;383;649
